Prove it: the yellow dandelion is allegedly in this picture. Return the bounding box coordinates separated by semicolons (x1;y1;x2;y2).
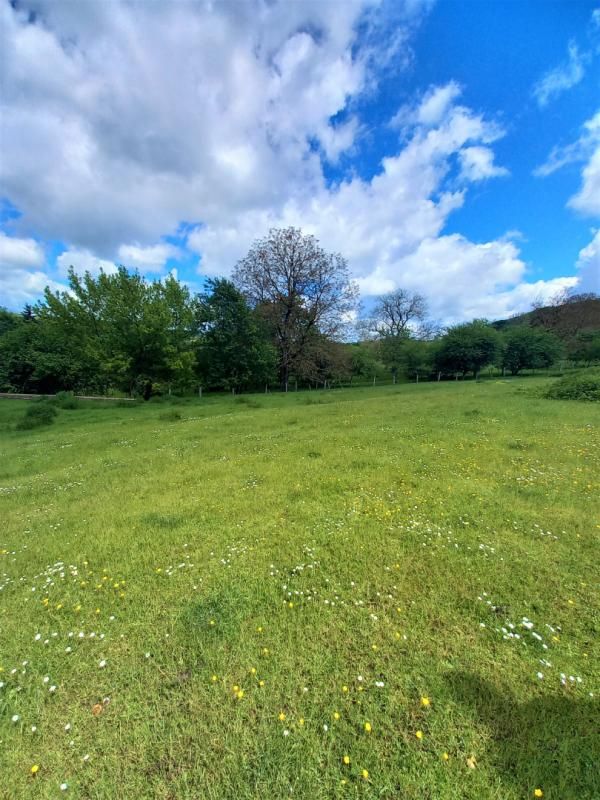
415;730;424;740
236;690;244;700
364;722;372;733
288;602;294;608
298;717;304;726
257;626;263;633
371;644;378;651
211;675;218;682
342;685;349;693
259;680;265;687
233;685;239;693
343;755;350;765
209;619;215;626
333;711;340;720
250;667;256;675
421;696;430;707
278;712;286;722
361;769;369;780
442;752;449;761
534;791;543;798
30;765;40;775
262;648;269;656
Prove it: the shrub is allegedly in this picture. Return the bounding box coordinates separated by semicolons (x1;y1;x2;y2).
544;370;600;402
50;391;79;409
16;401;58;430
158;410;182;421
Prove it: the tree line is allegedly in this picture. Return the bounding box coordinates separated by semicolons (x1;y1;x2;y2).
0;227;598;397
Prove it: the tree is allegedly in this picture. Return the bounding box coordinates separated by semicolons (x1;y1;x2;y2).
435;320;501;378
501;326;562;375
41;267;199;396
401;338;435;381
197;279;276;392
233;227;358;389
370;289;428;337
349;342;379;383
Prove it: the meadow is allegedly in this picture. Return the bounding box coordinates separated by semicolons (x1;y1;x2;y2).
0;379;598;800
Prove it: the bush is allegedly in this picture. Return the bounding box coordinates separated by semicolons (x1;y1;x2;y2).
544;370;600;402
16;401;58;430
50;391;79;409
158;410;182;421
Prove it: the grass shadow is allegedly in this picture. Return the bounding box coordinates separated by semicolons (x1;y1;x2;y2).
446;671;599;799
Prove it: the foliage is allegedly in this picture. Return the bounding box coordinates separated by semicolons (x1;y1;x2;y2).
544;369;600;401
197;279;277;392
233;227;358;387
435;320;501;377
50;391;80;410
15;400;58;430
568;331;600;365
501;326;563;374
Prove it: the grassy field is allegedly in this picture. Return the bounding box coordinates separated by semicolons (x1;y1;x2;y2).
0;380;598;800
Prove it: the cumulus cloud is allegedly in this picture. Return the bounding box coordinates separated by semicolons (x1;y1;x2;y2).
0;0;586;321
576;230;600;293
532;41;587;107
0;232;45;269
117;243;183;273
56;249;118;277
0;233;64;307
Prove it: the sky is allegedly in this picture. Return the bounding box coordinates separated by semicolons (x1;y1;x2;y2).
0;0;599;324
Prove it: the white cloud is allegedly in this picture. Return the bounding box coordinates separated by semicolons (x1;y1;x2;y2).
0;232;44;269
536;110;600;219
459;146;509;182
56;249;118;277
532;41;587;107
117;243;183;272
569;146;600;217
0;233;55;308
576;230;600;293
0;1;586;323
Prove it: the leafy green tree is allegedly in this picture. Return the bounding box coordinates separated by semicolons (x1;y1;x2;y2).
349;342;379;383
401;338;435;381
501;326;563;375
41;267;199;395
197;279;276;392
568;331;600;365
435;320;501;378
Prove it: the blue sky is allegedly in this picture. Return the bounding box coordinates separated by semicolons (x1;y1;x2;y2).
0;0;598;322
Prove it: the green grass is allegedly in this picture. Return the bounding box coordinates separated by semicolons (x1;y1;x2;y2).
0;380;598;800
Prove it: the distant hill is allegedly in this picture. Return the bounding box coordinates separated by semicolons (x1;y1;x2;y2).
493;294;600;340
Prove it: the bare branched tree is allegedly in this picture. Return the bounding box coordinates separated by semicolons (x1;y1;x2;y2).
233;227;358;388
370;289;428;337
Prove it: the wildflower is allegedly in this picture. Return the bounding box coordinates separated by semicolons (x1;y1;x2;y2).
60;783;68;791
31;765;40;775
250;667;256;675
421;696;430;707
364;722;372;733
211;675;218;683
31;726;37;733
11;714;20;723
442;752;449;761
64;723;71;732
298;717;304;726
209;619;215;626
361;769;369;780
259;680;265;687
342;685;349;693
278;712;286;721
343;755;350;765
534;791;543;798
283;729;290;736
49;685;57;692
257;626;263;632
415;730;423;740
236;690;244;700
82;754;90;762
323;724;328;732
98;660;106;669
333;711;340;720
